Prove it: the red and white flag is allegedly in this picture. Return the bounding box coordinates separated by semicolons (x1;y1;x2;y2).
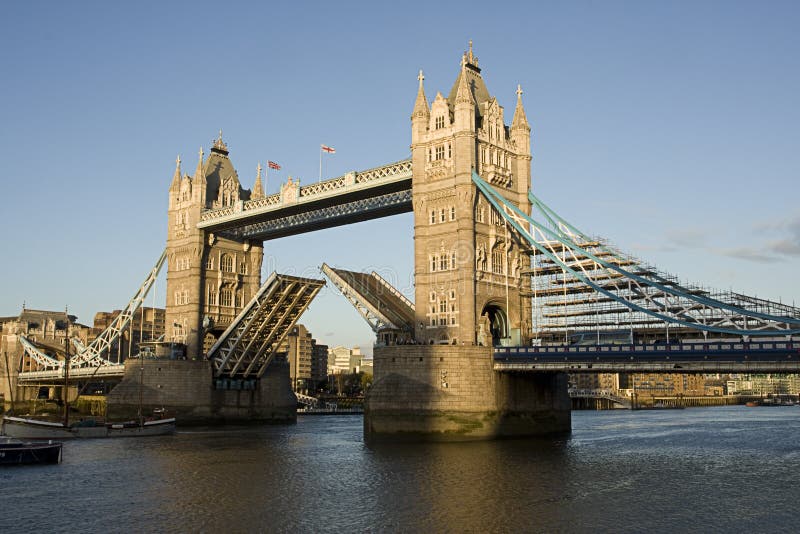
268;160;281;170
320;144;335;154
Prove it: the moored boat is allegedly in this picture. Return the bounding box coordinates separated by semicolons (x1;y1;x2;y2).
0;436;62;465
2;415;176;439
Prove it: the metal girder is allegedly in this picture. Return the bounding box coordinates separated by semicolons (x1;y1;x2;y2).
18;335;62;369
320;263;415;335
71;250;167;367
209;272;325;379
220;189;412;241
472;171;800;337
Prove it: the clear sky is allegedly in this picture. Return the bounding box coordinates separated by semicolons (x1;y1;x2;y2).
2;1;798;355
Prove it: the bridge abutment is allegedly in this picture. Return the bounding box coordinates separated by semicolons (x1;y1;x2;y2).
106;358;296;424
365;345;571;441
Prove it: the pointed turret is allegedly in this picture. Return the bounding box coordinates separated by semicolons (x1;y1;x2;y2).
411;69;430;144
170;155;182;191
193;147;207;205
453;61;475;133
252;162;264;199
511;84;530;131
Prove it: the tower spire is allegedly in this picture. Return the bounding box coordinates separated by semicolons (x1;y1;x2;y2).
252;162;264;199
511;84;530;130
170;155;182;190
194;147;204;180
412;69;430;119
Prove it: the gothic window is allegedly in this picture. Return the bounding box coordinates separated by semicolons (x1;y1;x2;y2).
435;116;445;129
174;292;180;306
239;262;247;275
220;288;233;307
235;291;242;308
492;250;505;274
435;145;444;161
427;148;432;162
221;254;233;273
207;286;217;306
447;143;451;159
439;209;446;223
476;205;485;223
439;255;447;271
450;206;455;220
430;210;436;224
450;251;457;269
206;257;214;270
449;289;456;300
430;255;437;272
430;292;436;302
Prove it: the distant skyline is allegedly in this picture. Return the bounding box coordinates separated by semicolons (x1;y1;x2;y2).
2;2;798;355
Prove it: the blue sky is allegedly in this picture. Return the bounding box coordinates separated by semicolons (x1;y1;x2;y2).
2;1;798;354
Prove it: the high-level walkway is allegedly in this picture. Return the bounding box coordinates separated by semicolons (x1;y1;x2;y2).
198;160;412;241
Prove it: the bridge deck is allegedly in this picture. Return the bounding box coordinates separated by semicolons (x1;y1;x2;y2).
494;341;800;373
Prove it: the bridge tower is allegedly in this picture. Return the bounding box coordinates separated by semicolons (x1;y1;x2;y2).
366;44;570;441
165;134;264;358
411;42;532;346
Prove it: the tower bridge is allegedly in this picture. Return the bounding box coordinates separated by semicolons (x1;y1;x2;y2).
11;43;800;437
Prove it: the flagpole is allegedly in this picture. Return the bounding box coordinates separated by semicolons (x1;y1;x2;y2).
319;146;322;182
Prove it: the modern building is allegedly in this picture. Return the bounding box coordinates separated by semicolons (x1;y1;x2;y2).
310;339;328;390
281;324;314;392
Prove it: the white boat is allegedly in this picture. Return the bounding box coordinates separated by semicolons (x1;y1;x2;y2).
2;415;176;439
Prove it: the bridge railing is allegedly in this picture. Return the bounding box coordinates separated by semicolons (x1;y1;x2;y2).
496;340;799;357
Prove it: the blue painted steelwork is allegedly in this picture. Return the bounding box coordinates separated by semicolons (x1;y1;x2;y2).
471;171;800;336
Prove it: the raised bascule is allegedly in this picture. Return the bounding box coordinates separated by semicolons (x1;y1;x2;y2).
13;44;800;438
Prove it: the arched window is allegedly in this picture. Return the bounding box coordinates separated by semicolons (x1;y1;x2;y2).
220;288;233;307
207;285;217;305
221;254;233;273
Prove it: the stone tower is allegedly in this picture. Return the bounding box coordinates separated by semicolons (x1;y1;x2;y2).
165;133;264;358
411;43;533;346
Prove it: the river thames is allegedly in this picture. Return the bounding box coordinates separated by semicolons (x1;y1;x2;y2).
1;406;798;532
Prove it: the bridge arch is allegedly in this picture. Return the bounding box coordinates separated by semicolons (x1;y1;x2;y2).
480;302;508;346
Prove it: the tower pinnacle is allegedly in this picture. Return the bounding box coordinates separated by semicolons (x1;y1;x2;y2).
253;162;264;199
512;84;529;130
170;155;182;190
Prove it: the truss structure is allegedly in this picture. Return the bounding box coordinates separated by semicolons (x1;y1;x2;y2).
234;189;412;241
209;272;325;379
472;171;800;340
321;263;415;343
18;250;167;372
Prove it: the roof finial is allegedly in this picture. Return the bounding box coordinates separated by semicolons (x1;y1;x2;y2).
517;84;523;98
176;155;181;170
468;39;475;64
198;146;204;160
418;69;424;88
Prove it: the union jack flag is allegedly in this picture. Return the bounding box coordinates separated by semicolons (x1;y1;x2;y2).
268;161;281;170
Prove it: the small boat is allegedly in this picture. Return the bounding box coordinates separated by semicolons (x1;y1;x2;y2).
0;436;62;465
2;415;176;440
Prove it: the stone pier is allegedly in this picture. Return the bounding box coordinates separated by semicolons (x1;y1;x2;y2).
365;345;571;441
106;358;296;425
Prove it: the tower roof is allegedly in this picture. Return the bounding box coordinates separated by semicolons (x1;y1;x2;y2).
446;42;491;118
